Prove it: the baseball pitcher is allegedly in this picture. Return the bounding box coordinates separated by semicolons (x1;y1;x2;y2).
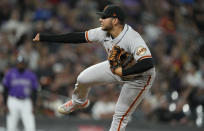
33;4;156;131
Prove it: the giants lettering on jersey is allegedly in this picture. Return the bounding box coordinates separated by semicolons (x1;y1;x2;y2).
136;46;147;56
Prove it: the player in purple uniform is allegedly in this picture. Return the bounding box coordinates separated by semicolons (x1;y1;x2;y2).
3;55;38;131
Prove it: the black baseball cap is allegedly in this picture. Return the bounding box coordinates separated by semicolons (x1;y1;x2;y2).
97;4;126;22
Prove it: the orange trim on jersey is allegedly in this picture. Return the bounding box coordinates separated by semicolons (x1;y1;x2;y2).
85;31;91;43
117;75;151;131
138;55;152;61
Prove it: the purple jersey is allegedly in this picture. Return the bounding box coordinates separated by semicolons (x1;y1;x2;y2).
3;68;38;99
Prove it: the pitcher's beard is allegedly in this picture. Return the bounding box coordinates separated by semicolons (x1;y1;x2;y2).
101;24;113;31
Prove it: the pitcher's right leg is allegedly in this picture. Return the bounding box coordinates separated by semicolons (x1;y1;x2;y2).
58;61;118;114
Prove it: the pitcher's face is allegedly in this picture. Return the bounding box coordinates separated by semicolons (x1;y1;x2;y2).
99;17;114;31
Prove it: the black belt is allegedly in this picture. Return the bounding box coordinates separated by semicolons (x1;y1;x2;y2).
10;95;26;100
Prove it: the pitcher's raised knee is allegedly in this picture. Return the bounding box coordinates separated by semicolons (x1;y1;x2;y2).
76;72;93;87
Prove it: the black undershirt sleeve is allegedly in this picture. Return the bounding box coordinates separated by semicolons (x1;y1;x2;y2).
40;32;87;43
31;89;37;106
3;86;9;105
122;58;154;76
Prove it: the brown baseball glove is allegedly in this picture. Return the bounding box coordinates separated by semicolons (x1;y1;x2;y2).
108;45;134;74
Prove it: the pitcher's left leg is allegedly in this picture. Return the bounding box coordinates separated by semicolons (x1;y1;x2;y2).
109;85;149;131
109;75;153;131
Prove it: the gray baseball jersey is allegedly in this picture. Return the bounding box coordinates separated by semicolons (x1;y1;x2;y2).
86;24;152;62
73;24;156;131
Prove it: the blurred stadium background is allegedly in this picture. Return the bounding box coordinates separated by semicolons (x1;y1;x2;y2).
0;0;204;131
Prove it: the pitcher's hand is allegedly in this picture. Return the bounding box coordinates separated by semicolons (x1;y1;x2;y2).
33;33;40;42
113;67;122;77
